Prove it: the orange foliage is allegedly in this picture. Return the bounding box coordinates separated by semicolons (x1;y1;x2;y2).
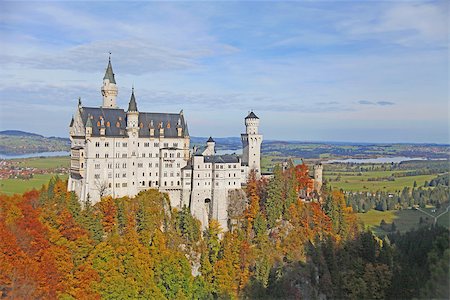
99;196;117;233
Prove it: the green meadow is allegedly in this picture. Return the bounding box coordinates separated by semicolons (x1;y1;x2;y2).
358;205;450;236
0;173;69;196
12;156;70;169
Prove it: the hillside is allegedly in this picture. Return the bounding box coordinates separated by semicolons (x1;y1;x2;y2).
0;131;70;155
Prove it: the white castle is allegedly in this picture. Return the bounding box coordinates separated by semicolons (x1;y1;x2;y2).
68;58;262;231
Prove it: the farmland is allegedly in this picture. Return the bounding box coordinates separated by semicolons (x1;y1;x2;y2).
0;173;69;195
358;204;450;236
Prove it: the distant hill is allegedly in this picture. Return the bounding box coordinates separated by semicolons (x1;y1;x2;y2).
0;130;70;156
0;130;44;137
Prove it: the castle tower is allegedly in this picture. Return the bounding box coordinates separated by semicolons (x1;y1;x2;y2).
313;163;323;192
241;111;263;177
202;137;215;156
126;88;139;197
101;57;118;108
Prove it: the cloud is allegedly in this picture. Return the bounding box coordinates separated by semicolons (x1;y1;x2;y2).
377;101;395;106
358;100;395;106
358;100;374;105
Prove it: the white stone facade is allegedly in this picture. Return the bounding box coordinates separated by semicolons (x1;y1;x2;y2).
68;59;263;231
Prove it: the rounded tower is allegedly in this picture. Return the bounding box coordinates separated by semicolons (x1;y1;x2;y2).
313;163;323;192
101;56;118;108
241;111;263;178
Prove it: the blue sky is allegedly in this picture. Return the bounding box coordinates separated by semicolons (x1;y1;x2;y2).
0;1;448;143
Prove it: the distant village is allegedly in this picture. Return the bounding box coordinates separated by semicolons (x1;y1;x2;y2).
0;159;68;180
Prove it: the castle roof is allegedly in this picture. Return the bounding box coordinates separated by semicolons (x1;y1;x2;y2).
103;57;116;84
79;107;189;138
207;136;215;143
204;154;240;164
245;111;259;119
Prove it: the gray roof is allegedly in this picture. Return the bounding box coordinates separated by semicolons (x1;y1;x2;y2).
204;154;240;164
128;89;138;112
103;58;116;84
245;111;259;119
80;106;188;138
207;136;215;142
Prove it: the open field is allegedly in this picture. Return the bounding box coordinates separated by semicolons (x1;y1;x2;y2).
11;156;70;169
358;205;450;236
0;174;69;195
327;173;437;192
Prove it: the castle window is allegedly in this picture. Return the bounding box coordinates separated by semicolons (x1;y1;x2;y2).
154;142;159;147
94;174;100;179
122;163;126;168
116;183;120;188
116;122;120;127
170;172;174;177
122;173;126;178
97;121;101;127
164;181;167;186
122;183;127;187
108;173;112;179
137;143;140;147
156;154;159;158
149;181;152;187
164;172;167;177
95;153;100;158
149;163;152;167
116;173;120;178
138;163;143;168
164;143;168;148
177;153;181;158
140;122;143;128
155;163;158;167
122;142;127;147
106;121;110;127
105;142;109;147
198;174;200;178
167;122;170;128
95;142;100;147
171;181;173;186
177;181;180;186
177;163;180;168
156;181;158;186
164;153;167;158
105;154;109;158
142;153;145;158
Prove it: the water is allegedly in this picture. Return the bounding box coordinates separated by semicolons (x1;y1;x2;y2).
326;156;427;164
216;149;242;155
0;151;70;160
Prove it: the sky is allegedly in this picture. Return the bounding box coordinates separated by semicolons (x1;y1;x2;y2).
0;0;448;143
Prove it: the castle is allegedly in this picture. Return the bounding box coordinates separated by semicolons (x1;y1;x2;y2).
68;58;264;230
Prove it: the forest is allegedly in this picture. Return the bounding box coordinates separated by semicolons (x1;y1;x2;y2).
0;163;448;299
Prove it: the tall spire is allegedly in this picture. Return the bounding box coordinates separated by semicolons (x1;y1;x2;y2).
101;55;118;108
103;55;116;84
128;87;138;112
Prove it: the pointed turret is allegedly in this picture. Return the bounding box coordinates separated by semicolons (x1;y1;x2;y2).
101;56;118;108
126;88;139;132
103;56;116;84
127;87;138;112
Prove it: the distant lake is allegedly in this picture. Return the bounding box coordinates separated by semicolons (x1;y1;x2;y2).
216;149;242;155
0;151;70;160
326;156;427;164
